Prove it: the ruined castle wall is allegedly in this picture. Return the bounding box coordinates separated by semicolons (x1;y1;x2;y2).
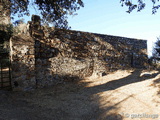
11;35;36;91
35;29;147;87
11;16;148;90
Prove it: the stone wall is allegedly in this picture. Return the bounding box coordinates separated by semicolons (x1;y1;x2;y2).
10;15;148;90
34;29;147;88
11;35;36;91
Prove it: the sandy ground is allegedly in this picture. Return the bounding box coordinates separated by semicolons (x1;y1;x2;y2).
0;69;160;120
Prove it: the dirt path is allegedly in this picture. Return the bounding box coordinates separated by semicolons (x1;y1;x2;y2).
0;69;160;120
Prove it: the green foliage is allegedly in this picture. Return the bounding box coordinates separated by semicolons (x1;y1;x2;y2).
0;24;18;43
0;24;13;41
120;0;160;14
153;37;160;60
10;0;29;16
34;0;84;29
2;0;84;29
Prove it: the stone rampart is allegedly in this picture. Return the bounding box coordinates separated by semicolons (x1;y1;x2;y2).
11;15;148;90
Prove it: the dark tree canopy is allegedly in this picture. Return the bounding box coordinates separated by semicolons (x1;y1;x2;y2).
120;0;160;14
1;0;84;29
153;37;160;60
1;0;160;28
34;0;84;28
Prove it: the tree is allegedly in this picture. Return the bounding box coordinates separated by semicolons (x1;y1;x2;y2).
1;0;160;29
152;37;160;61
120;0;160;14
0;0;84;29
0;0;11;24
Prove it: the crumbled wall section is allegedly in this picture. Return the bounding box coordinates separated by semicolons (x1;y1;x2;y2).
11;15;148;90
11;35;36;91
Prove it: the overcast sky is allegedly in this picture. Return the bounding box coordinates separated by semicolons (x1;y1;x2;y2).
13;0;160;56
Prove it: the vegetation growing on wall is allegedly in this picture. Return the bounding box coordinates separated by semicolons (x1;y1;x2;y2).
0;24;20;43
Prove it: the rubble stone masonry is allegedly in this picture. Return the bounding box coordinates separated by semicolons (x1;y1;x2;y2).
11;15;148;91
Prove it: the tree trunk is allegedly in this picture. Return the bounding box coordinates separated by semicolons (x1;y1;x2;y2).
0;0;11;25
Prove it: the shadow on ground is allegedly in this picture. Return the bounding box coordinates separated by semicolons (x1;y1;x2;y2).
87;69;159;91
0;69;159;120
153;75;160;98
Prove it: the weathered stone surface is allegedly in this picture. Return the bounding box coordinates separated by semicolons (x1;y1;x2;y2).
33;27;147;87
10;15;148;91
11;34;36;91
